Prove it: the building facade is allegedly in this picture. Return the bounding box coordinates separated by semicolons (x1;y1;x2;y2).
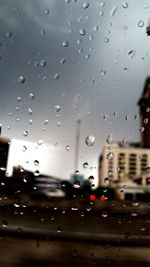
99;144;150;185
99;77;150;200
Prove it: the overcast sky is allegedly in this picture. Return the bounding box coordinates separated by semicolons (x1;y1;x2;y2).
0;0;150;186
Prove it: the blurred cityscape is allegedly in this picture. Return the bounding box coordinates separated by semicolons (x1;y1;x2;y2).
0;79;150;267
0;78;150;203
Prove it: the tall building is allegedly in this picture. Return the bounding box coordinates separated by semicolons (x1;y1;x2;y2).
0;137;10;174
99;78;150;200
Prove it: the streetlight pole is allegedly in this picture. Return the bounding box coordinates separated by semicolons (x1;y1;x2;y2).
74;119;81;173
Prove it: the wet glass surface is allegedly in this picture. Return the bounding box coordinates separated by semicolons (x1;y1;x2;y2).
0;0;150;266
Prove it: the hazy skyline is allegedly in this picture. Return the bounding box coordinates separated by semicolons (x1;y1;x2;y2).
0;0;150;185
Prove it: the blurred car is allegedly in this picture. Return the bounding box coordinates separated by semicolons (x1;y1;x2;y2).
32;175;66;198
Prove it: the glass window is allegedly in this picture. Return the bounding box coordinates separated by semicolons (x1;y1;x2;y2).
0;1;150;266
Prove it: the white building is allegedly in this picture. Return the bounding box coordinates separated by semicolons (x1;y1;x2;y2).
99;143;150;200
99;144;150;185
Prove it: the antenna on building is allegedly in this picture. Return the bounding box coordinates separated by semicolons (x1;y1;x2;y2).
74;119;81;172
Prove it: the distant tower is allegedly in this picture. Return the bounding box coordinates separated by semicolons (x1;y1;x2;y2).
138;77;150;148
74;119;81;172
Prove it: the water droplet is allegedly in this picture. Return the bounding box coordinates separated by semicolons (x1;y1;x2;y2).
103;114;109;120
144;118;148;124
93;25;99;31
17;96;22;102
22;146;27;152
65;145;70;151
60;58;66;64
34;61;39;67
57;226;62;233
124;67;128;72
40;59;46;67
65;0;71;3
106;152;114;160
29;119;33;125
44;119;48;125
6;31;12;38
79;29;86;36
110;6;118;17
83;162;88;169
106;133;113;145
85;54;90;59
89;35;93;41
34;170;40;176
99;11;104;16
16;106;20;111
80;211;84;217
37;140;44;146
41;29;46;36
62;40;69;47
132;202;139;207
140;225;146;231
18;76;25;83
85;135;95;146
101;211;108;218
7;125;12;130
34;160;39;166
86;206;91;212
122;2;128;8
23;131;29;137
54;105;60;112
28;108;33;115
53;73;59;80
131;210;138;217
73;180;80;189
88;176;94;182
16;227;22;232
29;93;34;100
144;4;149;9
101;70;106;76
36;240;40;248
140;127;145;132
20;167;24;173
45;8;50;15
145;167;150;174
78;48;83;54
123;25;128;30
104;177;109;185
104;38;109;43
83;1;89;9
138;20;144;28
128;50;136;58
2;220;7;227
100;2;105;7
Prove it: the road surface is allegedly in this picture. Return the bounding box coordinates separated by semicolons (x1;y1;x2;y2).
0;198;150;266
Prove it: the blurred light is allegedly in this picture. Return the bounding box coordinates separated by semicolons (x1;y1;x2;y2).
100;195;105;201
90;194;96;201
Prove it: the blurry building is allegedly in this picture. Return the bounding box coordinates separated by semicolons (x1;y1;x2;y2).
99;144;150;185
99;77;150;200
0;135;10;175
